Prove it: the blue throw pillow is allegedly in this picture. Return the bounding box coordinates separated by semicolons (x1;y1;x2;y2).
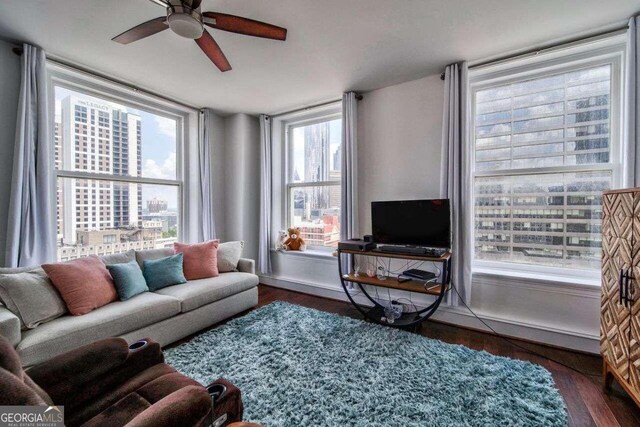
106;260;148;301
143;253;187;291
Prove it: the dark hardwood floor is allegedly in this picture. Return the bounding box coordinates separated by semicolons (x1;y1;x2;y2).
177;284;640;426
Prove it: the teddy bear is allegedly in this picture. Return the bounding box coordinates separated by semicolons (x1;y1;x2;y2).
283;227;306;251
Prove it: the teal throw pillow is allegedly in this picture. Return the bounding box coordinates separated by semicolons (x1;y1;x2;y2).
106;260;148;301
143;253;187;291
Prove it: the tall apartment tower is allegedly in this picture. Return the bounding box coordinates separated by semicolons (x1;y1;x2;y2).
59;96;141;244
54;120;63;241
112;110;142;228
304;122;330;212
147;198;168;213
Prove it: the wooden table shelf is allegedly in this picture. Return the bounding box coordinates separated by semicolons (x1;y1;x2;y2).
342;273;444;296
339;248;451;262
337;247;452;328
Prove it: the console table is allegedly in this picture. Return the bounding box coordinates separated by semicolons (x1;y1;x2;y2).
337;248;451;328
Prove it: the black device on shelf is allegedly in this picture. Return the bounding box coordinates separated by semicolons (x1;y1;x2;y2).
372;199;451;249
401;269;437;281
338;239;376;252
376;245;447;257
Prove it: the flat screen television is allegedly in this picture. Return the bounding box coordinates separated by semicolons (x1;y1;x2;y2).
371;199;451;248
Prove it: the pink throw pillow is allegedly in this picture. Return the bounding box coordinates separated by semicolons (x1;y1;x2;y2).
42;256;118;315
174;240;219;280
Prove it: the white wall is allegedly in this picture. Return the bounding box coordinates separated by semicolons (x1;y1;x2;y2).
222;114;260;262
358;75;444;233
209;113;227;242
0;41;21;264
261;72;601;354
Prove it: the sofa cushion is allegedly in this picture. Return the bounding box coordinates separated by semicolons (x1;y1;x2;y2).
42;256;118;315
143;254;187;291
0;306;21;347
100;250;136;266
174;240;219;280
107;261;149;301
0;266;41;274
0;268;67;328
155;272;259;312
135;248;175;269
217;241;244;273
16;293;180;366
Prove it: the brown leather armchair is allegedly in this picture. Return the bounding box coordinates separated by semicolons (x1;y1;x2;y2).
0;335;211;427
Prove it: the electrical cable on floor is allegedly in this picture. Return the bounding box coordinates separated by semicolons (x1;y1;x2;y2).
447;280;600;379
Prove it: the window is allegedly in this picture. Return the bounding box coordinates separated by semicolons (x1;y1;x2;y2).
53;81;183;262
285;114;342;249
470;37;624;280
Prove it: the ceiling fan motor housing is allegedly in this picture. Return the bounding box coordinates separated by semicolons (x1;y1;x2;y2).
167;5;204;39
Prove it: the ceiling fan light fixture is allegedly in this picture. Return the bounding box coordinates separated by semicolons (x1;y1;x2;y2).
167;6;204;39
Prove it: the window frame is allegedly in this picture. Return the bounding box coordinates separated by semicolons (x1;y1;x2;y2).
467;34;626;285
280;105;342;252
47;62;190;254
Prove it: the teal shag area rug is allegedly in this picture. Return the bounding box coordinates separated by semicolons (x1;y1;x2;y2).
164;302;567;427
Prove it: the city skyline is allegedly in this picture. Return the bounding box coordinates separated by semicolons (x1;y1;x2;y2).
54;86;179;260
291;118;341;181
289;119;342;247
55;87;179;210
473;64;612;270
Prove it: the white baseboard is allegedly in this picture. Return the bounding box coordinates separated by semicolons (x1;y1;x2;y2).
259;275;600;354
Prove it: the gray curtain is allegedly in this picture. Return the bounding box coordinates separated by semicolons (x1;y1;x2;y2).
258;114;272;275
340;92;359;268
5;44;56;267
625;15;640;187
198;108;217;241
440;62;472;306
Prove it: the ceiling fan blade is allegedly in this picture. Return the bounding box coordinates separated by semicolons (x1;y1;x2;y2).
202;12;287;41
195;30;232;72
148;0;171;7
112;17;168;44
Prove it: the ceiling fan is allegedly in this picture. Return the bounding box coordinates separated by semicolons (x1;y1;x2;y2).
112;0;287;72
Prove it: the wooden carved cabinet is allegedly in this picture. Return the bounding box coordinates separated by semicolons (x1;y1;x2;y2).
601;188;640;406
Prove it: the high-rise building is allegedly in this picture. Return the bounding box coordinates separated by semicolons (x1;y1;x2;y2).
332;146;341;172
54;120;63;241
112;110;142;228
147;198;168;213
58;96;141;244
328;170;341;208
470;62;616;271
304;122;330;210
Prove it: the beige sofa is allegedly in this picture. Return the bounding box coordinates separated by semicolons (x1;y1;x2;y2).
0;248;259;366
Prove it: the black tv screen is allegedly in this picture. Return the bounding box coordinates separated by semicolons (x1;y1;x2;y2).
372;199;451;248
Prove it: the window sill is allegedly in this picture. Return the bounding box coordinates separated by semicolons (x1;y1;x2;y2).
473;266;601;290
271;248;337;261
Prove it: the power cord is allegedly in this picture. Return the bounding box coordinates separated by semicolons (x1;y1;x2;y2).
447;280;600;379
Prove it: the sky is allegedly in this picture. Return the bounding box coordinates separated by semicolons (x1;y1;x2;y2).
55;87;179;210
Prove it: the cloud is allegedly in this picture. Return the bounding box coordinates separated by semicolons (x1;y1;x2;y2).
154;115;177;138
143;152;176;179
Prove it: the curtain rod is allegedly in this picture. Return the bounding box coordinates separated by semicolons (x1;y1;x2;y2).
439;23;629;80
268;94;362;119
12;46;200;111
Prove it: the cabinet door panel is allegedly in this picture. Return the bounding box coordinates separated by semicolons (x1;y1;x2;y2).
629;192;640;388
630;277;640;388
601;233;632;379
603;192;634;238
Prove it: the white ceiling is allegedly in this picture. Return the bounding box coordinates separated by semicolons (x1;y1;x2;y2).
0;0;637;115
